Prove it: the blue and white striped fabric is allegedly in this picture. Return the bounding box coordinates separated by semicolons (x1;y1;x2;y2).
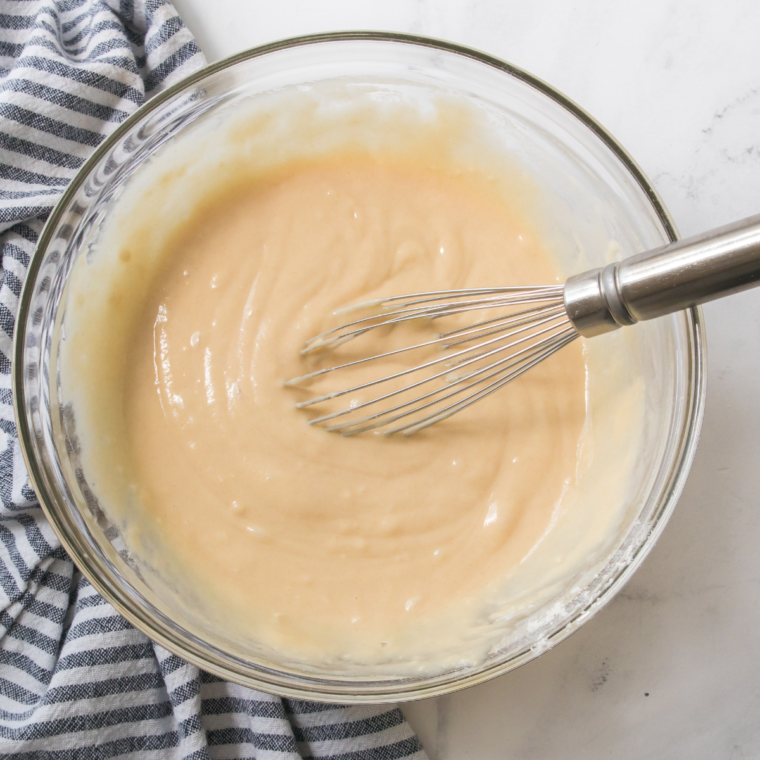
0;2;429;757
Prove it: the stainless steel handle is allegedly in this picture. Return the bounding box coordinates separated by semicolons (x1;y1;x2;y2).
564;213;760;337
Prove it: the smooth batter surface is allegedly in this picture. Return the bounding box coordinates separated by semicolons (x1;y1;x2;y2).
61;86;644;674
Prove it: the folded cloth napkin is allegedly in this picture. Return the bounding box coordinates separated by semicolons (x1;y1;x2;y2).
0;2;429;757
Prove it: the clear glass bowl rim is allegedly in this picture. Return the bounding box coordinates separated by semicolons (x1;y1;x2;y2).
12;31;706;703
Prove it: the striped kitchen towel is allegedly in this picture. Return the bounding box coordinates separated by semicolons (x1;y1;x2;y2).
0;2;429;758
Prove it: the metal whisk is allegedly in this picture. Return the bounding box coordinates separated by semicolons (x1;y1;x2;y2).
287;214;760;435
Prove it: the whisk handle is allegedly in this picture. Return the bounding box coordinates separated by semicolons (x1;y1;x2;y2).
565;213;760;337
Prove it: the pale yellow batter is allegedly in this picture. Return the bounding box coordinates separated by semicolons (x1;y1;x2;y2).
61;84;645;674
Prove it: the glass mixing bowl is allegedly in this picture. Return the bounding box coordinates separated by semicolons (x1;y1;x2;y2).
13;33;705;702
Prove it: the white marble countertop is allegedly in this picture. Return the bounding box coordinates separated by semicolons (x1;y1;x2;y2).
171;1;760;756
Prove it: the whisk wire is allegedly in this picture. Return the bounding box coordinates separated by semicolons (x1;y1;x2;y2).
443;304;567;348
385;330;578;435
304;295;561;352
322;336;561;433
440;302;564;338
288;285;576;434
288;302;567;388
373;285;563;305
325;327;577;435
298;308;569;413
